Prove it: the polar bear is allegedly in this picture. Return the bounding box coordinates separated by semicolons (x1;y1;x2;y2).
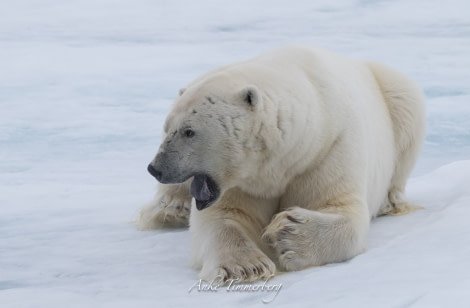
139;46;425;282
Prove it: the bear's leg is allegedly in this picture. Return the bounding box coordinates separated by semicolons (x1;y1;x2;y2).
378;145;424;216
190;191;277;282
262;202;369;271
368;61;426;216
379;116;425;216
138;180;192;229
196;221;276;283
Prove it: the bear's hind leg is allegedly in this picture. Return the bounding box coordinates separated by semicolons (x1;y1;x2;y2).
138;180;192;229
378;189;423;216
369;61;426;217
378;124;425;216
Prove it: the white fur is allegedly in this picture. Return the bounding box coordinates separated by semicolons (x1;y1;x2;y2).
139;46;426;282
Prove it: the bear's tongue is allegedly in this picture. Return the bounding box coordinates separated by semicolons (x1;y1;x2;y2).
190;175;212;203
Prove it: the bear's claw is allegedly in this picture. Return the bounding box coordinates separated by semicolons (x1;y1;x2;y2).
138;192;191;230
199;253;276;283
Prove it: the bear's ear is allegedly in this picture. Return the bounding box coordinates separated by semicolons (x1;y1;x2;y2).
178;88;186;96
239;86;262;109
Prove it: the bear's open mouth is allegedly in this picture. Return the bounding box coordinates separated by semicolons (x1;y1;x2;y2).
190;174;219;210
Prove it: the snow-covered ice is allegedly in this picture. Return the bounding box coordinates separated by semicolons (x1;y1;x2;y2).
1;0;469;307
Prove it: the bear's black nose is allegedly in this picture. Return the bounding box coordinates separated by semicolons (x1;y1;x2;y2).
147;164;162;181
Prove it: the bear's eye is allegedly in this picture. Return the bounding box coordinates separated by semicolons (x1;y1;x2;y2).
184;129;195;138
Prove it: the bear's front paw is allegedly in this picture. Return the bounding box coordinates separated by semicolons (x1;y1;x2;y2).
138;193;192;230
199;251;276;283
262;207;314;271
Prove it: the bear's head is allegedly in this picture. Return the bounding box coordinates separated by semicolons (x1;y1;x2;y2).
148;80;269;210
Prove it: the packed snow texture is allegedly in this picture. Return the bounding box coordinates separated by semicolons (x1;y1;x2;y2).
1;0;470;307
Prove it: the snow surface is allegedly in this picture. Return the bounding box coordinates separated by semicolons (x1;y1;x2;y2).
1;0;470;307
